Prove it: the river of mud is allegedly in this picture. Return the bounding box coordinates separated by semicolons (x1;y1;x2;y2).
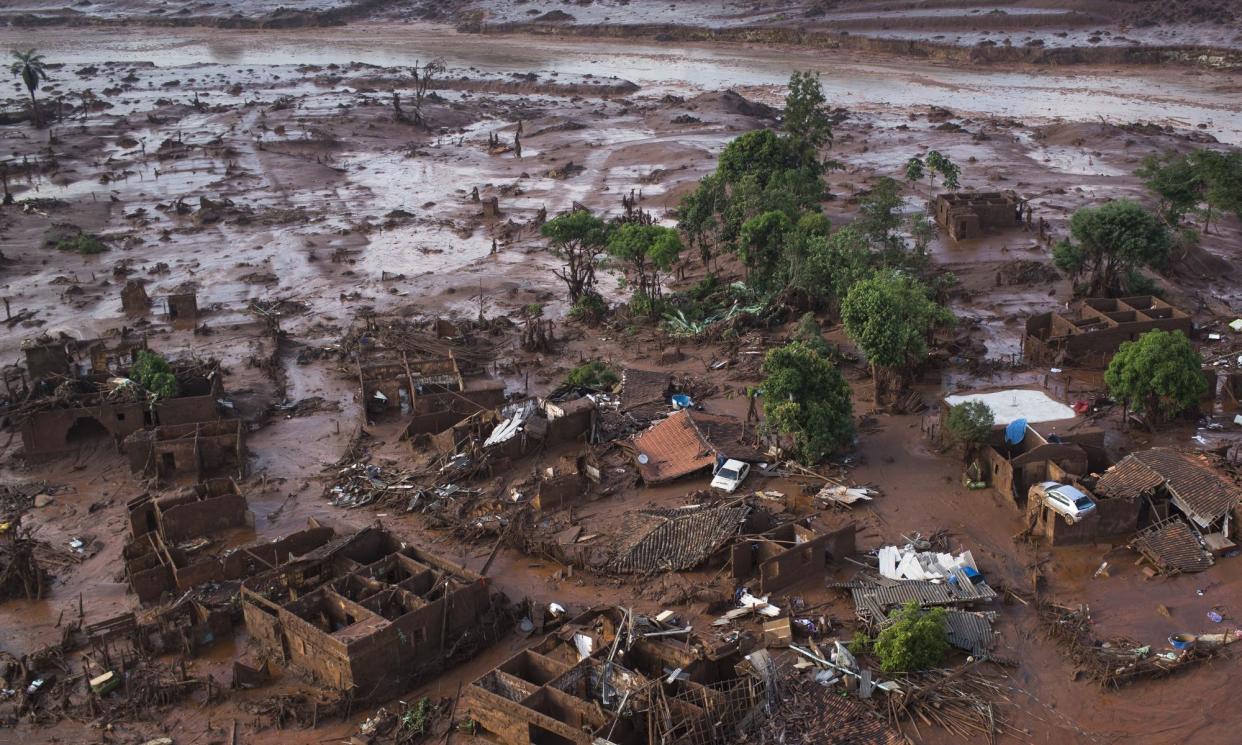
3;23;1240;143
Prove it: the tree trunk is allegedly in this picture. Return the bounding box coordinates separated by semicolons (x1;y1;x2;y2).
28;89;39;128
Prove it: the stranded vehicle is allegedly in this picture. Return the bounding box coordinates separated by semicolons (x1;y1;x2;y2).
711;459;751;493
1029;481;1096;523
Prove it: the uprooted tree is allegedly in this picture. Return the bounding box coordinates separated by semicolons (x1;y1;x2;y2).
841;270;952;406
761;341;854;464
1104;329;1206;430
1052;199;1170;296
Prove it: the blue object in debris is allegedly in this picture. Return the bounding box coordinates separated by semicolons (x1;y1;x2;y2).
1005;418;1028;445
671;394;693;410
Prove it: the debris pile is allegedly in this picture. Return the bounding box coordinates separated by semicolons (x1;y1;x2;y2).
1038;602;1234;688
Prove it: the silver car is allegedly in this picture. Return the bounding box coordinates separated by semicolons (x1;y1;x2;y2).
1029;481;1096;523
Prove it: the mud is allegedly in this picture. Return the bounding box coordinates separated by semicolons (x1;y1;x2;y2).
0;12;1240;745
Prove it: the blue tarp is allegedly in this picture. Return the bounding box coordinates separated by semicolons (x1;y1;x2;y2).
1005;418;1028;445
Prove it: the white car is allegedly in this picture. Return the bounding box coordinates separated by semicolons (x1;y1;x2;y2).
1029;481;1096;523
711;459;751;493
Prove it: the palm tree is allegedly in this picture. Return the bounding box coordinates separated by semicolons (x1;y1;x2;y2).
10;49;50;127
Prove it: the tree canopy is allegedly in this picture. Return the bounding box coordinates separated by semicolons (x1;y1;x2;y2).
873;602;950;673
1104;329;1206;428
10;49;49;127
761;341;854;463
1052;199;1170;296
783;70;833;149
944;401;995;451
541;211;609;303
841;270;951;390
607;223;683;314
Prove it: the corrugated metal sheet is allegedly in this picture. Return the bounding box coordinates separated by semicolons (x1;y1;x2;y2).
1132;518;1214;574
945;611;997;656
851;579;997;620
607;504;749;574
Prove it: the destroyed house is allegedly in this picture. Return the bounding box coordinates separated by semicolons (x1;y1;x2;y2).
127;478;251;545
241;527;504;701
359;350;505;430
619;367;674;421
125;418;245;483
464;606;769;745
731;522;857;594
1095;449;1242;537
980;422;1107;506
13;346;225;462
631;409;766;485
1024;296;1192;368
932;191;1020;241
125;522;335;605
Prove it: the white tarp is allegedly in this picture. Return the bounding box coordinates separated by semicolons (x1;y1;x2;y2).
878;545;978;582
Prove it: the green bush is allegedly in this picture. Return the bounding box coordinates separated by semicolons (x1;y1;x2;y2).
944;401;994;448
874;602;949;673
568;291;607;324
53;231;108;254
564;360;619;391
132;350;179;399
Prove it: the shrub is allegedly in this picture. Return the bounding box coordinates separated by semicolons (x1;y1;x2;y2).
132;350;179;399
567;291;607;324
563;360;619;391
874;602;949;672
53;231;108;254
944;401;994;449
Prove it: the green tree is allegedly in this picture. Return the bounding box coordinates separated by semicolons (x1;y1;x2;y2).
841;270;952;403
1137;151;1203;226
607;223;682;315
874;602;949;673
132;350;179;400
718;129;819;187
761;341;854;463
908;211;936;257
795;226;871;314
856;177;903;249
541;211;608;303
10;49;49;127
1105;329;1206;429
676;172;726;267
904;156;925;187
925;150;960;190
783;70;833;149
944;400;995;457
792;312;833;358
737;210;793;291
1190;149;1242;234
1052;200;1170;296
563;360;619;390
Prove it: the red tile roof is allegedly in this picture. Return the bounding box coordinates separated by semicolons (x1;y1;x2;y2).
1096;448;1242;528
631;409;714;484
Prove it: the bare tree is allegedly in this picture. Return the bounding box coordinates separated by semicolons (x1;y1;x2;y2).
393;58;446;127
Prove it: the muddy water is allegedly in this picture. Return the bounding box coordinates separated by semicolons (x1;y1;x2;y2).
4;23;1240;143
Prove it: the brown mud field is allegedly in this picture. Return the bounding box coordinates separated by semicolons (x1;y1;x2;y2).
1;11;1242;745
